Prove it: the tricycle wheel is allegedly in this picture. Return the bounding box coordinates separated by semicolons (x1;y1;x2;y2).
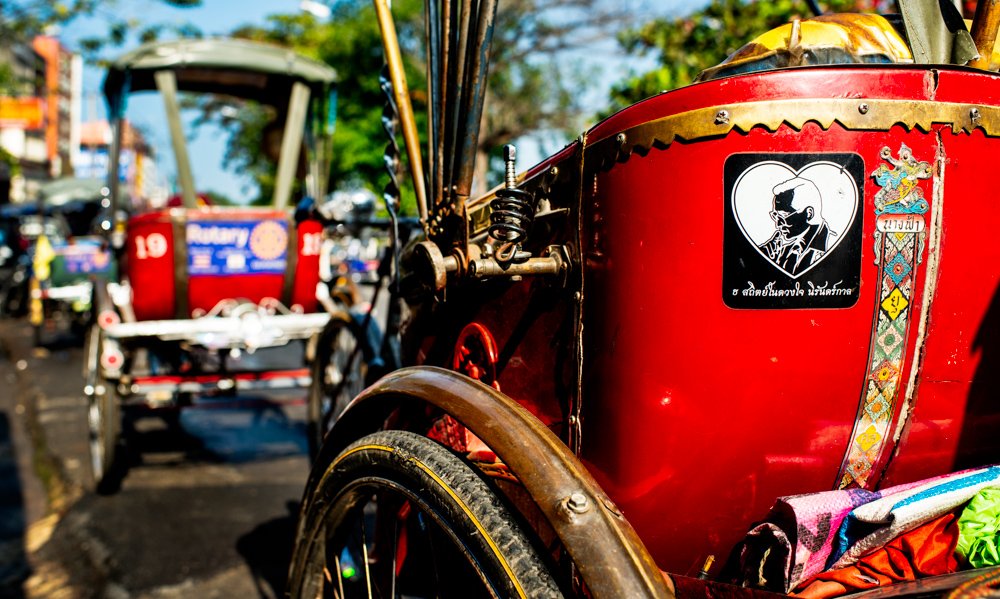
288;430;563;599
306;316;367;460
85;325;125;494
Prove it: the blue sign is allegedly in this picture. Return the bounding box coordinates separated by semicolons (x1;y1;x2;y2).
187;220;288;276
58;240;114;275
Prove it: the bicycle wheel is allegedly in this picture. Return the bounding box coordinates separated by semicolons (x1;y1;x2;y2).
84;325;124;493
307;316;368;460
288;430;563;599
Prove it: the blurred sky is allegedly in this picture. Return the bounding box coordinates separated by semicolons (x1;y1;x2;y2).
58;0;706;202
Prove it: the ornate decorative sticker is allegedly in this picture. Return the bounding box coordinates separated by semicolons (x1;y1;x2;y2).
723;153;864;309
837;143;931;489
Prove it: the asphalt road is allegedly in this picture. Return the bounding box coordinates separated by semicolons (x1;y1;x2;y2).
0;317;313;598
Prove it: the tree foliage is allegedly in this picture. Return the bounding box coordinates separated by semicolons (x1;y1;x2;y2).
0;0;203;56
220;2;427;209
606;0;872;115
215;0;645;206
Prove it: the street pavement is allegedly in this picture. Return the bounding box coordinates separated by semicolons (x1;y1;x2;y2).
0;317;313;598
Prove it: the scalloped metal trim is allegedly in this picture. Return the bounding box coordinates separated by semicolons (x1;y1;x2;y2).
586;98;1000;172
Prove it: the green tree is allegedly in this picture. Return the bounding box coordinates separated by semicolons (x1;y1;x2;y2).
219;3;426;210
606;0;866;115
216;0;642;208
0;0;202;51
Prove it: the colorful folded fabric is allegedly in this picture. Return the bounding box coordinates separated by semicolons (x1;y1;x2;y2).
828;466;1000;571
957;488;1000;568
793;510;962;599
739;466;1000;593
739;487;881;592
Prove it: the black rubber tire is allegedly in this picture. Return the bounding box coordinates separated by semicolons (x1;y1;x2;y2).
288;430;563;599
306;316;366;461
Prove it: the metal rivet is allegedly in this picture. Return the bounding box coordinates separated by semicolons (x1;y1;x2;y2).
549;166;559;176
714;109;730;125
858;103;869;114
572;291;582;302
971;107;982;126
510;275;523;282
567;492;590;514
568;414;578;425
615;132;627;146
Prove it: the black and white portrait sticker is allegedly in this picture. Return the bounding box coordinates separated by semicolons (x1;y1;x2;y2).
723;153;863;309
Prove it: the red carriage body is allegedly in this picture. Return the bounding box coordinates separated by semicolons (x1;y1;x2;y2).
351;63;1000;591
84;38;339;493
288;6;1000;598
126;208;323;320
577;65;1000;575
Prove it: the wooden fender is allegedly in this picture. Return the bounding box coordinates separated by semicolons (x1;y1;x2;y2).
308;365;673;599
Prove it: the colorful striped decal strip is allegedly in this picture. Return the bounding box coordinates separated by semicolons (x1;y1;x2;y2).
838;143;931;489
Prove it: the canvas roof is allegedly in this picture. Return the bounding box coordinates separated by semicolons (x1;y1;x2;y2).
103;38;338;105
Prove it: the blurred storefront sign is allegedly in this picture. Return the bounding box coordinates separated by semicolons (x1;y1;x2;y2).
0;97;45;130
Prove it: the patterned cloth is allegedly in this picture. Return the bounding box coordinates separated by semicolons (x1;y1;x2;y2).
739;466;1000;593
793;510;961;599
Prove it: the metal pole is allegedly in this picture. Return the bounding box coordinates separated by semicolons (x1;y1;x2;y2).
970;0;1000;70
426;0;442;210
154;70;197;209
443;0;474;205
273;81;311;210
453;0;498;200
373;0;429;223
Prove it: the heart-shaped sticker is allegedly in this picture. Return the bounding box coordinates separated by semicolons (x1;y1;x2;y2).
732;160;859;279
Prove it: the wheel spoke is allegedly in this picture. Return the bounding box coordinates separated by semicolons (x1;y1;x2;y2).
333;554;344;599
391;514;398;599
361;510;373;599
290;431;563;598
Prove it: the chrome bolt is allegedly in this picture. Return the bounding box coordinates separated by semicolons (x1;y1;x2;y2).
858;103;869;114
567;492;590;514
503;144;517;189
616;132;627;146
714;110;730;125
83;385;95;396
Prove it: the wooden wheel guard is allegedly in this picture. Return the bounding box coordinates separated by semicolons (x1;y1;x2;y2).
310;366;673;599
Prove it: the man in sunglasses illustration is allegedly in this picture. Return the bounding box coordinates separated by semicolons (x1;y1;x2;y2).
758;177;836;276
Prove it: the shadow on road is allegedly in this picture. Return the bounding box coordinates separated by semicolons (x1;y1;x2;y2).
0;412;29;598
236;500;299;599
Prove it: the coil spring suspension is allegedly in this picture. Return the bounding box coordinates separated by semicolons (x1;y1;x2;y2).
489;144;534;262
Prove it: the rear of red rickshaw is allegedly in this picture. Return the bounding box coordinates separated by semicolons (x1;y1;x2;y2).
84;38;339;493
289;4;1000;599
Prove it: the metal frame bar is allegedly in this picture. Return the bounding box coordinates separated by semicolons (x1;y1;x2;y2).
127;368;312;397
102;312;331;347
273;81;311;210
108;116;125;226
154;70;197;209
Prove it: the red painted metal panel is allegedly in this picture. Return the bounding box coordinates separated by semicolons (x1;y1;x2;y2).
575;66;1000;577
292;219;323;311
127;214;176;321
588;67;937;144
